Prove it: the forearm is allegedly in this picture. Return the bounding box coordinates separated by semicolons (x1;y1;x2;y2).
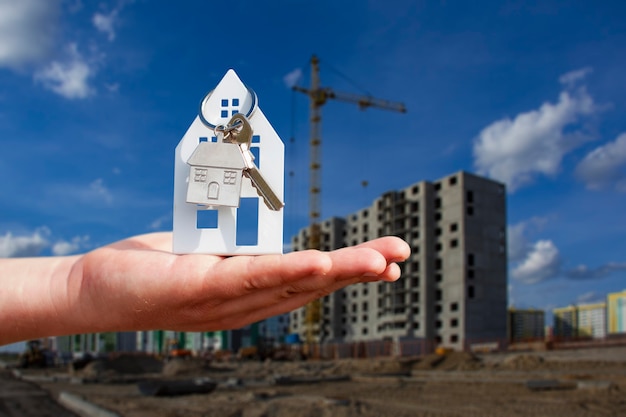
0;255;82;345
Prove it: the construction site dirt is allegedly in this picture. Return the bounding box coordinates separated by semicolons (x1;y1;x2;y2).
5;346;626;417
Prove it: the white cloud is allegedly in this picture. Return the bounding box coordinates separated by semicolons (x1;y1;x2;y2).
34;43;96;99
0;0;132;99
507;217;547;262
473;72;598;192
51;241;76;256
52;235;90;256
148;215;171;231
0;228;90;257
93;1;134;42
507;223;528;262
509;218;626;284
88;178;114;204
46;178;114;206
66;0;84;14
283;68;303;88
0;0;60;69
565;262;626;280
507;283;515;307
105;82;120;93
0;228;49;258
93;9;119;41
559;67;593;87
576;132;626;192
576;291;604;305
511;240;562;284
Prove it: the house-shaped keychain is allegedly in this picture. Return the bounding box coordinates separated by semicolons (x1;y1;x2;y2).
173;70;284;255
185;139;246;208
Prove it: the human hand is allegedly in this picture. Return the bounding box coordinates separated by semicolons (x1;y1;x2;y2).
63;232;410;335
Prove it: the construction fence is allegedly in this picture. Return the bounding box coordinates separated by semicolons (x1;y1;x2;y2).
299;334;626;360
302;338;479;360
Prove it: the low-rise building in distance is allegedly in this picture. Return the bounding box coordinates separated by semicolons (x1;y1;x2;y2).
508;308;545;342
607;289;626;335
553;303;607;339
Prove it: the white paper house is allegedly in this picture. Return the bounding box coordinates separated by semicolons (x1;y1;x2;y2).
173;70;284;255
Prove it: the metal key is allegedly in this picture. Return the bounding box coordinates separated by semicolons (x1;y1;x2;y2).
223;114;284;211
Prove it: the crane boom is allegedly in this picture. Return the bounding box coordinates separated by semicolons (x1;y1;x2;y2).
293;55;406;345
317;88;407;113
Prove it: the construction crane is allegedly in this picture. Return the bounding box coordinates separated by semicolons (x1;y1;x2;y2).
292;55;406;345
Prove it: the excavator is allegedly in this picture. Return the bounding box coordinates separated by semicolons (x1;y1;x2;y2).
18;340;48;368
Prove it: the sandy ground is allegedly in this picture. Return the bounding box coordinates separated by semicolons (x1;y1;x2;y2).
6;346;626;417
0;370;79;417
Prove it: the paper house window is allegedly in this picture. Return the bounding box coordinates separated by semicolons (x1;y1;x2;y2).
220;98;240;118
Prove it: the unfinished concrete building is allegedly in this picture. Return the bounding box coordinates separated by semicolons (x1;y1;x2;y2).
290;171;507;351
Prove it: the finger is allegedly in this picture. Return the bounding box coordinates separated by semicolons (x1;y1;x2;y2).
174;248;397;327
183;246;389;300
353;236;411;263
379;262;402;281
169;273;369;331
169;262;404;331
325;246;389;278
174;250;332;299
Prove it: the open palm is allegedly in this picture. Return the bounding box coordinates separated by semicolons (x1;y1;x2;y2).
64;232;410;335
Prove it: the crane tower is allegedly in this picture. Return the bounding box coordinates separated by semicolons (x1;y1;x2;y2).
293;55;406;344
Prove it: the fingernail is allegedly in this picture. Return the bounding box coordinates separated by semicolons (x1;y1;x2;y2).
389;257;406;263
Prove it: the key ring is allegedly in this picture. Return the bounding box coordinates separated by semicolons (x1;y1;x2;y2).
214;115;250;144
198;85;258;129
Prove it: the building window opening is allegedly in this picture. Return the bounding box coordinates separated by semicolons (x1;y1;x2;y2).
468;285;475;299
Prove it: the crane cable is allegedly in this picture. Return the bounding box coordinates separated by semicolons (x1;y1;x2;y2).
322;59;373;204
286;57;310;250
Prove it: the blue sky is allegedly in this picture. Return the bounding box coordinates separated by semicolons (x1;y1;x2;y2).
1;0;626;320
